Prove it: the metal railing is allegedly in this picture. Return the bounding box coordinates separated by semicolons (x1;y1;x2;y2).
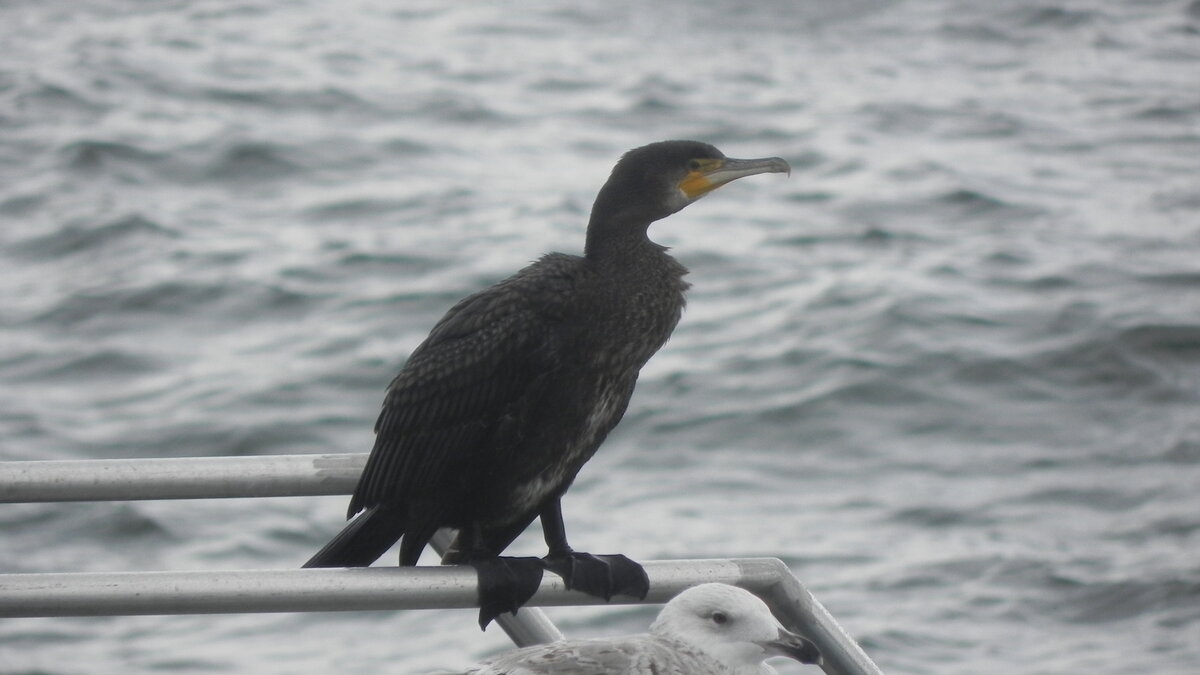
0;454;883;675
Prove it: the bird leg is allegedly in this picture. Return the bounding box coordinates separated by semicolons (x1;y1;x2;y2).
447;523;545;630
538;499;650;601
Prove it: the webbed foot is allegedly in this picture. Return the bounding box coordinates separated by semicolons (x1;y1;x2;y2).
541;551;649;601
471;556;544;630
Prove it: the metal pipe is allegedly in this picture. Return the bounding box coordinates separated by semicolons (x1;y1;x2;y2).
737;559;884;675
0;453;365;502
0;559;747;618
0;457;883;674
0;558;882;674
0;454;564;646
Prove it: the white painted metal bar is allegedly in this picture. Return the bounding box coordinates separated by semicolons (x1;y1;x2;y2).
0;559;879;675
0;453;365;502
0;558;752;617
0;456;883;675
0;454;563;647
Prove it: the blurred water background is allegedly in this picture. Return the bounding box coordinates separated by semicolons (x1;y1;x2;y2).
2;1;1199;673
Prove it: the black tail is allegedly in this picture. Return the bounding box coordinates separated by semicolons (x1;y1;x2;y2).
303;505;407;568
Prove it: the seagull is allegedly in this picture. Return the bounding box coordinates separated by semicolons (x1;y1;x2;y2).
455;583;821;674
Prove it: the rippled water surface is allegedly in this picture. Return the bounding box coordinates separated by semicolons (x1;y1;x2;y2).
2;1;1199;673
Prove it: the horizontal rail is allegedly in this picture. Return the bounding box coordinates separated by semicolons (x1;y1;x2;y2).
0;453;365;502
0;455;884;675
0;558;750;617
0;557;881;675
0;454;563;646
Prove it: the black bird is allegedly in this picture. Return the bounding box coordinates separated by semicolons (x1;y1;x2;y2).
304;140;790;628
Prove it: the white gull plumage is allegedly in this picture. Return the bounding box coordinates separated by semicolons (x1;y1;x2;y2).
454;583;821;674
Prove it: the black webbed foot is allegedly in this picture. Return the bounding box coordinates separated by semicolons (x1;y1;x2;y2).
541;551;649;601
471;557;544;630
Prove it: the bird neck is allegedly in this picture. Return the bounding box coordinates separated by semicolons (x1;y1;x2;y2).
584;211;657;262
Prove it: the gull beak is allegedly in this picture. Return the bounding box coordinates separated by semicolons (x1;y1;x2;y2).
759;627;822;666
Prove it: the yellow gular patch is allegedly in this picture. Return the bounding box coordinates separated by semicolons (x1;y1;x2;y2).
678;159;725;199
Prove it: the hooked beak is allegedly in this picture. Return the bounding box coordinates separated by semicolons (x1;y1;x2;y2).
678;156;792;201
759;627;822;666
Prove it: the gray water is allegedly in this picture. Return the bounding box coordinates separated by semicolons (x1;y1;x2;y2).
2;1;1199;673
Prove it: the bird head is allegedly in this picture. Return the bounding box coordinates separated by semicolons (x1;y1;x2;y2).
586;141;790;256
650;583;821;673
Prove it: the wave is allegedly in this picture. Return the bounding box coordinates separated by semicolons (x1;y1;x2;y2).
28;279;316;330
10;213;176;260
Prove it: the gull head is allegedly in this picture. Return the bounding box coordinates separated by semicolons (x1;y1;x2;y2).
650;583;822;673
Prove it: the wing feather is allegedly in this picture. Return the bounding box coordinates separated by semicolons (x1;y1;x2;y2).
347;255;579;519
463;634;725;674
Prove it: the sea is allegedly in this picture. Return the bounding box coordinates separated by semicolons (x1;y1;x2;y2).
1;1;1198;673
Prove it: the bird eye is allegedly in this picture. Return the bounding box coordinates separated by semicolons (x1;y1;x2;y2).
711;611;728;625
688;159;702;171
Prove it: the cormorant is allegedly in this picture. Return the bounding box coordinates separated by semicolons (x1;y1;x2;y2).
304;140;790;628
